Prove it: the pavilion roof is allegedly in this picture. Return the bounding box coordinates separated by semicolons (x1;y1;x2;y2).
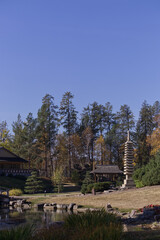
0;147;28;163
91;165;123;174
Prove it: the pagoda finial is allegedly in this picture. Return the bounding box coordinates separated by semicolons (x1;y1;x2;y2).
127;130;130;141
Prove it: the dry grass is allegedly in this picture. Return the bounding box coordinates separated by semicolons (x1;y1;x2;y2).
28;185;160;210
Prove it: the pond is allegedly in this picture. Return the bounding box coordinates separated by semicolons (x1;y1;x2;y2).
0;208;68;230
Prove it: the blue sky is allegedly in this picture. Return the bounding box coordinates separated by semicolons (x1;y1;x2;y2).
0;1;160;129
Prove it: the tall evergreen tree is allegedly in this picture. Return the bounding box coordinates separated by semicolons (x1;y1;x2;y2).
103;102;115;164
11;114;25;157
114;105;135;168
116;104;135;141
136;101;154;166
82;126;93;165
23;113;37;169
81;102;105;169
59;92;77;177
36;94;58;177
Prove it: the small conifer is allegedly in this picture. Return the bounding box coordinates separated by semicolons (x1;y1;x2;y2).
24;171;44;194
81;171;93;194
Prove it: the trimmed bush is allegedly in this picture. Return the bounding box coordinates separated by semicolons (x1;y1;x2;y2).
87;183;95;193
9;189;23;196
24;171;44;194
81;171;94;194
86;182;111;193
94;182;110;192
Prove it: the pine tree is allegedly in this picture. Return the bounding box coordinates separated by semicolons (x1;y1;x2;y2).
82;126;93;165
114;105;135;168
59;92;77;177
36;94;58;177
23;113;37;169
136;101;154;166
24;171;44;194
103;102;115;164
81;102;104;169
116;104;135;142
54;133;68;170
11;114;25;157
81;171;93;194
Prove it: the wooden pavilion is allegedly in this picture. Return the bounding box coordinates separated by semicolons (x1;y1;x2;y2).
91;165;123;182
0;147;30;176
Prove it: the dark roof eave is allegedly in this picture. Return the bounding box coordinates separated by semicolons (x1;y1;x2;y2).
91;170;123;174
0;157;28;163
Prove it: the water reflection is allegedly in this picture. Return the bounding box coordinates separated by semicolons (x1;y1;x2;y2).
0;208;68;230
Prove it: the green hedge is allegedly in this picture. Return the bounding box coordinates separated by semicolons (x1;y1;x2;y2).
84;182;111;194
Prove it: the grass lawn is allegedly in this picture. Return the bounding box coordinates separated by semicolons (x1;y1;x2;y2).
26;185;160;210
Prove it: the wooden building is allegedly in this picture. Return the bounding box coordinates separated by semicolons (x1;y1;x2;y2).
0;147;30;176
91;165;123;182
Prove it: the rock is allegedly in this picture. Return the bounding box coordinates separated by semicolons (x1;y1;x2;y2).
51;203;57;209
44;203;50;207
154;214;160;222
33;203;44;209
68;203;76;211
44;203;55;210
129;210;136;218
151;222;160;229
106;203;112;209
73;204;78;210
56;204;67;210
16;200;22;207
9;201;17;207
23;204;31;210
106;203;113;212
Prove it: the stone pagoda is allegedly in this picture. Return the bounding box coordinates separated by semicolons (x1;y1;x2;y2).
121;131;135;189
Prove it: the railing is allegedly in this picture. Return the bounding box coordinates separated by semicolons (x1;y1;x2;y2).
0;169;32;176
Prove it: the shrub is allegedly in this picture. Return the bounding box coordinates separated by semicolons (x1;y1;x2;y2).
93;182;110;192
134;180;144;188
52;167;64;193
81;171;94;194
86;182;111;193
24;171;44;194
9;189;23;196
86;183;95;193
133;151;160;187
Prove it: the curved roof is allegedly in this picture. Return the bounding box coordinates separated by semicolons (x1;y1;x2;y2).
91;165;123;174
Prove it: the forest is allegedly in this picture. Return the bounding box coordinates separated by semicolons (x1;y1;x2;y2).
1;92;160;179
